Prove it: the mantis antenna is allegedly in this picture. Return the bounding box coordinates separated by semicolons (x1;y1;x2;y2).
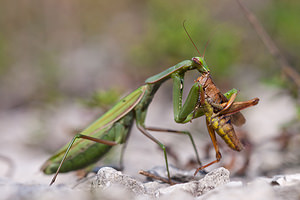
183;20;210;57
183;20;202;57
203;40;210;57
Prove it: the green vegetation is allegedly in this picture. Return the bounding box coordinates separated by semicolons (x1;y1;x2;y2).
0;0;299;106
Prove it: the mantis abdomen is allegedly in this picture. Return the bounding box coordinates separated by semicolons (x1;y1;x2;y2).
42;112;134;174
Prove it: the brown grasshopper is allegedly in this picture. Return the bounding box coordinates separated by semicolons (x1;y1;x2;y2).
180;24;259;175
191;57;259;175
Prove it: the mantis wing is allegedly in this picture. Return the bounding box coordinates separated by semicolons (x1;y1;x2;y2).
80;85;147;136
41;85;147;170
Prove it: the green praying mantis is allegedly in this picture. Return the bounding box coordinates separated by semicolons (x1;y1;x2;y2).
42;57;210;185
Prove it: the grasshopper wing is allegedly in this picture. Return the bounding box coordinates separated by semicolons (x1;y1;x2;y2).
231;112;246;126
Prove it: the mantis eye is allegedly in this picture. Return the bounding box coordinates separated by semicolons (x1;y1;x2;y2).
192;57;202;66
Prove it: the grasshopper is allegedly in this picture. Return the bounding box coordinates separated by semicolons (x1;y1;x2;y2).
190;69;259;175
42;57;216;185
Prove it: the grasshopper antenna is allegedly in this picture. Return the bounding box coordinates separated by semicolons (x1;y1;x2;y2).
183;20;202;57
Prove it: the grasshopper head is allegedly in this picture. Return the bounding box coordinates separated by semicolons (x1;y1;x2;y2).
192;57;210;74
196;72;210;88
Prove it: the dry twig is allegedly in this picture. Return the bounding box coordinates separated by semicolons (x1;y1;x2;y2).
139;170;176;185
236;0;300;89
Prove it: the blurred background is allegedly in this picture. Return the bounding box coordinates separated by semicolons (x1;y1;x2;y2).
0;0;299;185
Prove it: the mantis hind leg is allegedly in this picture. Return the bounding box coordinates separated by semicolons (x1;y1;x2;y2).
118;129;132;171
145;126;202;166
49;134;118;185
136;123;174;184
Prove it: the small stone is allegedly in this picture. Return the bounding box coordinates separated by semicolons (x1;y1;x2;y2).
92;167;230;198
198;179;276;200
92;167;146;196
157;167;230;197
145;165;206;182
271;174;300;186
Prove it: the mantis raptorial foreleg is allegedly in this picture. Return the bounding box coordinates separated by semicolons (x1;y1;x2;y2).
172;73;203;124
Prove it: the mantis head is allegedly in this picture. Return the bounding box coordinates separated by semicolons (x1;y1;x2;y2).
192;57;210;74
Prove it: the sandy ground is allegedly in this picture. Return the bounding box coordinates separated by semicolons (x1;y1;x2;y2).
1;81;300;199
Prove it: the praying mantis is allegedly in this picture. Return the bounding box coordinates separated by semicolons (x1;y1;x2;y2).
42;56;211;185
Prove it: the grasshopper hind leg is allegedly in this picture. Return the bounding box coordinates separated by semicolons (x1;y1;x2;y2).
194;119;222;176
